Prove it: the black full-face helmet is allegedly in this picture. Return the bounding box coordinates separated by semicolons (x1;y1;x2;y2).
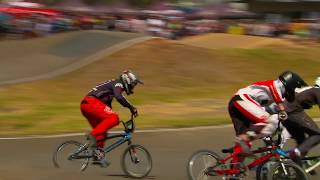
120;70;143;95
315;77;320;87
278;71;308;102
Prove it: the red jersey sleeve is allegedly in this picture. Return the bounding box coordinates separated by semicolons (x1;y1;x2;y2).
254;80;283;104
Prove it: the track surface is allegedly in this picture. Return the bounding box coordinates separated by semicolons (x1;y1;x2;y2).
0;31;146;85
0;124;319;180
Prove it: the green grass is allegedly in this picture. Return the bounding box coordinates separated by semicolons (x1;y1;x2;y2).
0;39;319;136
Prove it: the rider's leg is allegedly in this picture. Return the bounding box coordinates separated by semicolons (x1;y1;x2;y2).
290;112;320;156
283;120;306;145
257;114;292;147
91;106;119;148
230;142;251;169
231;94;270;124
230;94;271;147
81;97;119;148
280;128;292;148
92;114;119;148
80;97;118;168
228;95;270;136
260;114;279;136
228;98;259;167
81;97;100;148
284;111;320;156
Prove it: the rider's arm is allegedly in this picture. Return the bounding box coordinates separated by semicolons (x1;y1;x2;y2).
113;83;134;110
277;102;288;121
278;103;285;111
264;102;279;114
271;80;285;104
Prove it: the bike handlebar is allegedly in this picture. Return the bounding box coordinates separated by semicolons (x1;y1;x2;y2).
263;120;283;147
120;114;135;133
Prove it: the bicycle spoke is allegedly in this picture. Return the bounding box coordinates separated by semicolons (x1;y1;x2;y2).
53;141;90;172
187;150;222;180
269;162;308;180
196;171;208;180
121;145;152;178
202;156;213;168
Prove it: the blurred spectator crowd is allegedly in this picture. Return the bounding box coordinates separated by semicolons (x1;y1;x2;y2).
1;7;320;42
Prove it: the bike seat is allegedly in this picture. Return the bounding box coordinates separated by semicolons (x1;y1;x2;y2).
222;148;234;154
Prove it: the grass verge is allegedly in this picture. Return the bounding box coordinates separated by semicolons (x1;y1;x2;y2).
0;38;319;136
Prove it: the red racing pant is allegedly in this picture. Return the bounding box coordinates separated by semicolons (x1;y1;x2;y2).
80;96;119;148
228;95;267;166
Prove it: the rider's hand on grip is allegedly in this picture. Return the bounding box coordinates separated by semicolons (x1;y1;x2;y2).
278;110;288;121
130;107;138;117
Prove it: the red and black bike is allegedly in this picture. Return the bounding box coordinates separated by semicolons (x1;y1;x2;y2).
187;123;310;180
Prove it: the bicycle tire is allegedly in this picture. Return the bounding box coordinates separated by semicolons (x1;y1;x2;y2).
121;144;152;179
266;161;309;180
52;140;90;172
187;150;224;180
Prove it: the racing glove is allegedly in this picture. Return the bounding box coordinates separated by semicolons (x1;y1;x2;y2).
278;110;288;121
130;106;138;117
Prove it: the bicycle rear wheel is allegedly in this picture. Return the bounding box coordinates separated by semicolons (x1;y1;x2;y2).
121;144;152;179
266;161;309;180
187;150;224;180
52;140;90;172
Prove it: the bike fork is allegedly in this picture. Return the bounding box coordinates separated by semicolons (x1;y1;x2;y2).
279;159;289;175
129;148;139;163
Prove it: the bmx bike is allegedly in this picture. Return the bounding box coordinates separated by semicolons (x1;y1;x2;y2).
187;122;310;180
52;115;152;179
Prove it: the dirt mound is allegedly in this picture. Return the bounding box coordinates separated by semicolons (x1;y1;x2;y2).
181;33;294;49
0;30;144;84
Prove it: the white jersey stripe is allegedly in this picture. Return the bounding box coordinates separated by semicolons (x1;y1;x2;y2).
235;94;270;122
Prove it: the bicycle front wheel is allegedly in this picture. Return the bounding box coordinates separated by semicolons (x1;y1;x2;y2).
187;150;224;180
121;144;152;178
52;140;90;172
266;161;309;180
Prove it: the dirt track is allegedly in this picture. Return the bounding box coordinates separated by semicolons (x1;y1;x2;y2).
0;31;146;85
181;33;294;49
0;125;319;180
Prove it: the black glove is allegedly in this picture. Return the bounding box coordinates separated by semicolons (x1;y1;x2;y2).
278;110;288;121
130;107;138;117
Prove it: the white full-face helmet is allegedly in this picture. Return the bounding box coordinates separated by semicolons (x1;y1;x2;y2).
120;70;143;95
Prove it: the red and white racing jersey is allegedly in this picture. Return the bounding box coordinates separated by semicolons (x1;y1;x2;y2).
232;80;285;123
236;80;285;106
